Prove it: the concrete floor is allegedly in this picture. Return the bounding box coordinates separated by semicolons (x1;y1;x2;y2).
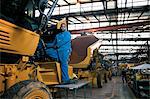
54;77;137;99
90;77;136;99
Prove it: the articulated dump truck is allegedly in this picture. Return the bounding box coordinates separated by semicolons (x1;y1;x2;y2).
0;0;74;98
0;0;112;98
69;35;112;88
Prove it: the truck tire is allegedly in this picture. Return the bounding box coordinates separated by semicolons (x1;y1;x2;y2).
1;80;52;99
97;73;103;88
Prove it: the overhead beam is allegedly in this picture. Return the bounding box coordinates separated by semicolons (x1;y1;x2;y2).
73;16;83;23
82;15;90;21
93;15;100;22
97;29;150;34
96;30;150;33
68;18;150;24
101;38;150;41
57;0;102;6
63;0;70;5
138;11;145;19
104;52;147;55
51;5;150;19
99;48;147;51
100;44;150;46
70;21;150;34
68;19;74;23
122;0;128;24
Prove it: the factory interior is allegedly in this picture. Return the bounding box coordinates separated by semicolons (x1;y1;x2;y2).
0;0;150;99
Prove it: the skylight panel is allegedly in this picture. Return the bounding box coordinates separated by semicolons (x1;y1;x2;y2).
68;21;74;24
91;23;100;28
133;0;147;6
88;16;97;20
52;7;60;15
81;3;92;12
107;1;115;9
110;22;117;26
92;2;103;10
59;6;69;14
85;16;97;22
77;17;87;22
48;1;53;5
126;2;133;7
142;11;150;16
80;0;91;2
69;17;81;23
133;0;147;2
130;13;141;17
76;24;83;29
100;22;109;27
117;0;148;8
35;10;40;17
57;0;67;5
70;5;80;13
68;24;76;30
100;16;107;21
117;0;126;8
83;23;92;29
66;0;77;4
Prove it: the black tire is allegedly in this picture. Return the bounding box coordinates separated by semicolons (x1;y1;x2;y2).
97;73;103;88
1;80;52;99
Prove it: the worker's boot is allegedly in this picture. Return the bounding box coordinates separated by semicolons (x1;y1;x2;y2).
61;79;78;85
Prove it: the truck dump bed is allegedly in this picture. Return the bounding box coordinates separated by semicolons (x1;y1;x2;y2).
0;19;39;56
69;35;99;68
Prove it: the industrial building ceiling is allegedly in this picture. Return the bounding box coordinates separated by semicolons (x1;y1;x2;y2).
45;0;150;62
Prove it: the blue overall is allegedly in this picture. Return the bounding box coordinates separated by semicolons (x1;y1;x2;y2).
46;31;72;82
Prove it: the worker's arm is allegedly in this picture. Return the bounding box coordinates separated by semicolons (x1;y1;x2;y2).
46;39;57;49
55;31;71;49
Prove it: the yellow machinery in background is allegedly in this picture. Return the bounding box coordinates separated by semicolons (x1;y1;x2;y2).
119;63;135;69
69;35;112;88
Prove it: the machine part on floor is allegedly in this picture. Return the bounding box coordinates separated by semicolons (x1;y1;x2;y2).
1;80;52;99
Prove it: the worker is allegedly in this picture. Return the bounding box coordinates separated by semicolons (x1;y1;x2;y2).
46;23;74;84
121;68;127;83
